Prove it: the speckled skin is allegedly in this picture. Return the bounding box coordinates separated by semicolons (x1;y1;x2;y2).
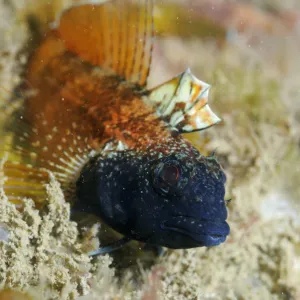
24;35;171;164
77;149;229;248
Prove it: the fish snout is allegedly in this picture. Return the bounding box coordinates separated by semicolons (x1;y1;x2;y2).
161;215;230;247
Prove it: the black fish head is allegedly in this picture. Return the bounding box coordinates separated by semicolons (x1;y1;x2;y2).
76;140;230;249
153;153;229;248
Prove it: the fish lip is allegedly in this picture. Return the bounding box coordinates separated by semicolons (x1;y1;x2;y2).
161;221;228;237
160;215;230;246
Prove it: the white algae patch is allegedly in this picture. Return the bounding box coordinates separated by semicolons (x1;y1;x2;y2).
0;176;111;299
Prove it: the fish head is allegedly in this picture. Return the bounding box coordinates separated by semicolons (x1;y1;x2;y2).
143;143;229;249
151;150;230;248
77;140;230;249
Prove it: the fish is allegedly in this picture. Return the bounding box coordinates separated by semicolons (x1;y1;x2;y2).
0;0;230;254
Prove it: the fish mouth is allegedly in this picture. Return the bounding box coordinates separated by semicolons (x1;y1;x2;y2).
161;215;230;247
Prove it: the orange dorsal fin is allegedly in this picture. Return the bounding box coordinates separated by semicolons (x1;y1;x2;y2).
56;0;154;87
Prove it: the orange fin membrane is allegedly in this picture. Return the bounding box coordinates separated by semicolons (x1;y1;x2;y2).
0;101;92;205
146;69;221;133
55;0;154;87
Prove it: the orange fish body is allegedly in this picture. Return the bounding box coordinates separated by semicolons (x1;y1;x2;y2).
25;36;168;162
2;0;230;252
22;2;167;184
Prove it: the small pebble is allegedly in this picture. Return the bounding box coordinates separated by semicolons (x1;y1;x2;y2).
0;224;9;242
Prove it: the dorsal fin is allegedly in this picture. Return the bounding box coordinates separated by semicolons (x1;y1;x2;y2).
145;69;221;133
55;0;154;87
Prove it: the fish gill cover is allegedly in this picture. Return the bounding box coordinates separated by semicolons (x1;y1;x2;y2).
0;0;300;299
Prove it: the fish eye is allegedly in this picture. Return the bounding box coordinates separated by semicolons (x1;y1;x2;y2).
160;164;180;185
153;161;181;195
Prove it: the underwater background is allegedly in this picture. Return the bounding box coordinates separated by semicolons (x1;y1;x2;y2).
0;0;300;299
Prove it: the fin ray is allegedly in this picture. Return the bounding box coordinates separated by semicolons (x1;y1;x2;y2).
0;97;92;204
56;0;154;86
0;160;49;205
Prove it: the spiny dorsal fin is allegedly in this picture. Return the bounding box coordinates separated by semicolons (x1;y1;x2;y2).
56;0;154;87
145;69;221;133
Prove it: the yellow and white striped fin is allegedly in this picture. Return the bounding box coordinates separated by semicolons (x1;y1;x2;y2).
146;68;221;132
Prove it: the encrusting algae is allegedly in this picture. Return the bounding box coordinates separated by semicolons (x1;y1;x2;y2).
1;0;300;300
